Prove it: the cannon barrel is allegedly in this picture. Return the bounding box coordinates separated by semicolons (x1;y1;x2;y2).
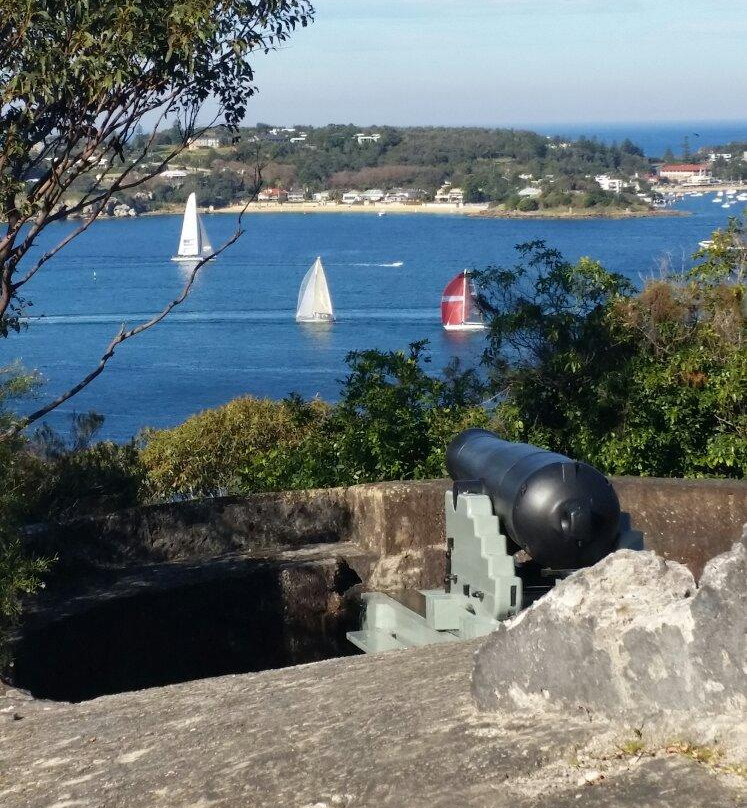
446;428;621;569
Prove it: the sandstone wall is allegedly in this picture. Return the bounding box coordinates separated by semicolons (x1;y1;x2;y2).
25;476;746;585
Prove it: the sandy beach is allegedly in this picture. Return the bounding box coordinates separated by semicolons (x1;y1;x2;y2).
209;201;687;220
215;201;483;216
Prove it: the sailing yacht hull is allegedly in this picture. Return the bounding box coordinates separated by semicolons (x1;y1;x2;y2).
296;313;335;323
443;322;487;332
170;254;215;263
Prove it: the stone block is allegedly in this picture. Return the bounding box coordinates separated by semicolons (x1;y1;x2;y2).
472;544;747;721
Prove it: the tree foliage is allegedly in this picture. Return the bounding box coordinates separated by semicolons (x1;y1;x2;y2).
475;228;746;478
140;343;487;499
0;0;313;432
0;365;50;662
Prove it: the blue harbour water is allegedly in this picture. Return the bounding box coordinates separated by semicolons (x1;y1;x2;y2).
5;194;743;440
531;120;746;157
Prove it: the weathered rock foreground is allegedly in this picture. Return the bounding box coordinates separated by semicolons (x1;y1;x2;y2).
1;638;745;808
473;542;747;755
2;546;746;807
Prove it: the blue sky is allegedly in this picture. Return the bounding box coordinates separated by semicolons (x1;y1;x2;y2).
237;0;746;127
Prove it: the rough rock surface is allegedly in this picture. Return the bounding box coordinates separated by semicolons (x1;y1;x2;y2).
472;543;747;746
1;641;744;808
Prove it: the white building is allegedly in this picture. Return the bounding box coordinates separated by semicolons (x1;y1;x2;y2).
160;169;188;180
355;133;382;145
312;191;331;203
342;190;363;204
385;188;428;203
707;152;733;162
361;189;385;203
287;189;306;202
435;183;464;204
188;136;220;150
518;186;542;198
658;164;713;185
595;175;625;194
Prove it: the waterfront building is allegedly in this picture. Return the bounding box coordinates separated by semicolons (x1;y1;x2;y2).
435;183;464;204
518;186;542;198
342;190;363;204
258;188;289;203
658;163;713;184
287;189;307;202
361;189;385;203
595;175;625;193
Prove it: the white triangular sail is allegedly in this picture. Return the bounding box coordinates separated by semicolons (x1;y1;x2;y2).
172;193;213;261
296;257;335;322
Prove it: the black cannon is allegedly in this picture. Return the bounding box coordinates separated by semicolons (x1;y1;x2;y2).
446;428;622;569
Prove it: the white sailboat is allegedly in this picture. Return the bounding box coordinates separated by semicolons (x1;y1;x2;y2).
171;192;214;262
296;257;335;323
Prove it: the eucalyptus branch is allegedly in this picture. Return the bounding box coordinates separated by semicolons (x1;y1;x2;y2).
3;178;261;441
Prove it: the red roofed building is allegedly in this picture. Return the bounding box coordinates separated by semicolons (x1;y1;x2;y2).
257;187;288;203
658;164;712;184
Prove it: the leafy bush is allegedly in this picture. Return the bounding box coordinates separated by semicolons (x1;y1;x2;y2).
0;367;50;663
516;196;539;212
27;413;145;521
474;229;746;478
141;395;332;500
140;344;488;498
316;342;487;485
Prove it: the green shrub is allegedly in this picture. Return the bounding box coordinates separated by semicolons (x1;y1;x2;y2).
475;232;746;478
141;395;332;500
140;345;489;498
516;196;539;212
321;342;488;485
0;367;51;663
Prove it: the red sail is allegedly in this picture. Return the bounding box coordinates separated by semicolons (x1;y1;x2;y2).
441;271;467;327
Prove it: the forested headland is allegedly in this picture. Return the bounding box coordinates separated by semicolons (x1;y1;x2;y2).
103;124;663;214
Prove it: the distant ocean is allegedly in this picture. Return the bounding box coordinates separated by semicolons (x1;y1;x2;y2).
529;121;747;158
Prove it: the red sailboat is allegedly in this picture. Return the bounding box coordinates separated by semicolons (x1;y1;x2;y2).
440;270;486;331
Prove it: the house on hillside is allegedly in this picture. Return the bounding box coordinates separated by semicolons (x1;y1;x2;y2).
658;163;712;184
258;188;288;203
594;175;625;194
355;133;382;145
160;169;188;181
518;186;542;198
187;136;221;151
361;189;385;203
435;183;464;204
342;190;363;204
385;188;428;203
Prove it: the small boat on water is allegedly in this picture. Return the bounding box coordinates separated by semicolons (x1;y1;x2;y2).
172;192;213;262
296;257;335;323
441;270;486;332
